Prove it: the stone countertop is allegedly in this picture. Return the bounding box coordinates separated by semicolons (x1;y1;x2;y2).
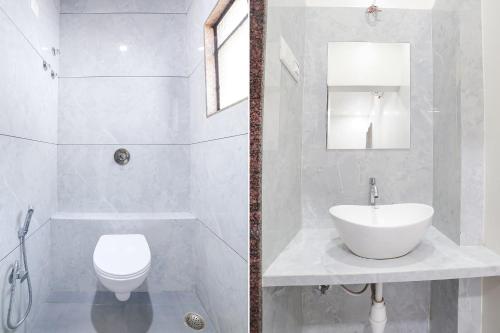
263;226;500;287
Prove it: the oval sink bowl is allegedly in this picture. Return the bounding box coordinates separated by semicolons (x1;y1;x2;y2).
329;203;434;259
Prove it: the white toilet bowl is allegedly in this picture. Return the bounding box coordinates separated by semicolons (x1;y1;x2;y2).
93;234;151;301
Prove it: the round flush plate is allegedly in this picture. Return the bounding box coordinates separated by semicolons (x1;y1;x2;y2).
114;148;130;165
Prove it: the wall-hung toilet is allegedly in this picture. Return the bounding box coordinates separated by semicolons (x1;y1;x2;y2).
93;234;151;301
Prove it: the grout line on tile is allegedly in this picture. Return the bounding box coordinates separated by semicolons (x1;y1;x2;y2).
198;219;248;263
59;61;202;80
0;133;57;145
56;134;248;146
0;218;51;263
57;143;191;146
191;133;248;145
59;75;190;79
193;287;219;332
60;12;188;15
0;6;46;62
187;58;204;78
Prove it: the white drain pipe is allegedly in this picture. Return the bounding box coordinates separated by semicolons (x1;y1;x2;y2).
327;283;388;333
369;283;387;333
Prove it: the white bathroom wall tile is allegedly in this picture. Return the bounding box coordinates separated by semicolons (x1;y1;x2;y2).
0;0;56;330
432;3;462;244
187;3;249;330
431;279;480;333
61;0;188;14
432;0;484;247
455;2;484;329
0;9;58;143
429;280;458;333
301;149;434;227
0;0;57;262
195;223;248;333
23;222;52;333
190;134;248;259
57;145;190;213
262;5;305;271
50;217;197;293
0;136;57;260
457;278;482;333
0;221;51;333
301;282;430;333
186;0;218;72
59;13;187;77
457;0;484;247
430;1;485;331
0;0;60;62
301;8;434;227
189;63;248;143
263;287;303;333
59;77;189;144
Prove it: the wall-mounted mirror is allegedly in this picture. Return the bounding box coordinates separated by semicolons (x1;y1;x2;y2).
327;42;410;149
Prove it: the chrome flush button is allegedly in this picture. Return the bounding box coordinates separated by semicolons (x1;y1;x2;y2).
114;148;130;165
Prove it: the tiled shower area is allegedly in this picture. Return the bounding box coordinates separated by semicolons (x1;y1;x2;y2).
0;0;248;332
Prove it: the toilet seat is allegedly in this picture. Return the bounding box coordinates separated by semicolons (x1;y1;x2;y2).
93;234;151;279
94;262;150;280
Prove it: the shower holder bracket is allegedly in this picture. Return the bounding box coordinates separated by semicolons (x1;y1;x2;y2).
8;261;27;284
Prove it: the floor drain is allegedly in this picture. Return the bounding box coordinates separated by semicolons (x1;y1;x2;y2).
184;312;205;330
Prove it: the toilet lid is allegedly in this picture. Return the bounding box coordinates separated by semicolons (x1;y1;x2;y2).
93;234;151;277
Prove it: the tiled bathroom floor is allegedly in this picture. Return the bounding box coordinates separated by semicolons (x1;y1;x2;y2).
31;291;216;333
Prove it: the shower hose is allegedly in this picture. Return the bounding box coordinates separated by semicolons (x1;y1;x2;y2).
6;233;32;330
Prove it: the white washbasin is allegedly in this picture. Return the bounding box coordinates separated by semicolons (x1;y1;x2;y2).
329;203;434;259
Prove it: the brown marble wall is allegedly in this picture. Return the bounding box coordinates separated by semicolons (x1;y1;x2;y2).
249;0;265;332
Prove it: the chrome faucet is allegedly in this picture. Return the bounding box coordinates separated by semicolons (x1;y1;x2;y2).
369;178;379;206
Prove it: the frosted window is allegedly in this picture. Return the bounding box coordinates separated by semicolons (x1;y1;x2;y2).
204;0;249;115
217;18;249;109
216;0;248;47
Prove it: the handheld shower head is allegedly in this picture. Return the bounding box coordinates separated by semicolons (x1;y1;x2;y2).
8;206;34;329
19;206;34;239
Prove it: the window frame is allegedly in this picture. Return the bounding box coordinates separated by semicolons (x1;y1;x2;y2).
204;0;248;117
